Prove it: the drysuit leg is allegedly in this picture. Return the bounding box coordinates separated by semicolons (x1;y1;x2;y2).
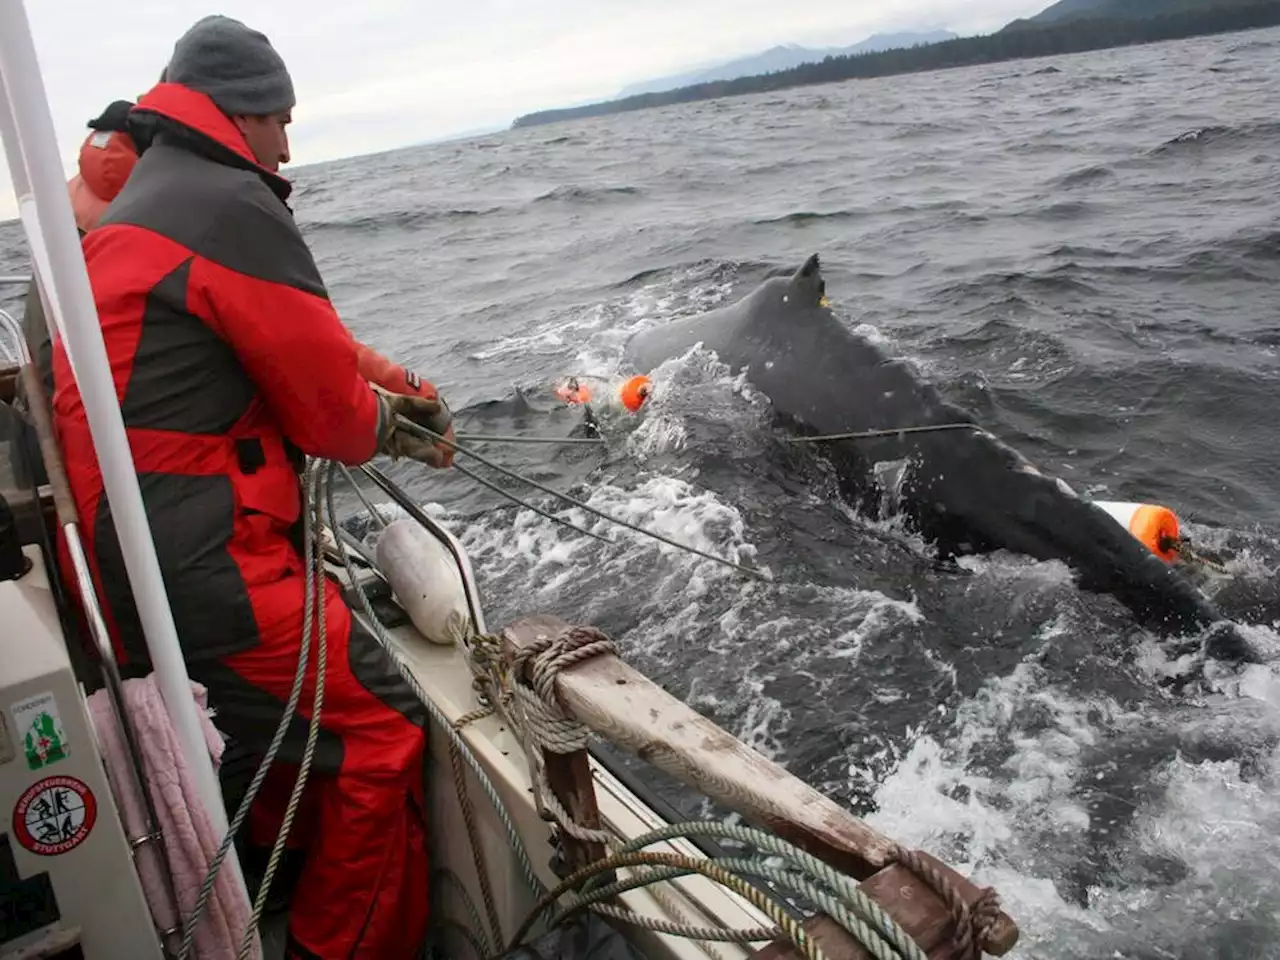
195;574;430;960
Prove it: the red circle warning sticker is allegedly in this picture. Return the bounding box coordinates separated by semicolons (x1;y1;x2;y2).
12;775;97;856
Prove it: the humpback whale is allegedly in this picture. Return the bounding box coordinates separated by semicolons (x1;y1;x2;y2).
624;254;1256;662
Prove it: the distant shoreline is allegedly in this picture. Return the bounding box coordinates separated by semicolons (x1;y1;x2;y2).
512;3;1280;129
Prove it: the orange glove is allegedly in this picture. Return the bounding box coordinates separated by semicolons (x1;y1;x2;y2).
356;341;455;467
355;342;437;399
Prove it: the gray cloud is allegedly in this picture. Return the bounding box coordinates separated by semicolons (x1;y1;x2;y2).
1;0;1039;219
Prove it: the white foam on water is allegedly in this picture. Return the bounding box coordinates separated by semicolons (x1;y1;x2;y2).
451;469;759;600
469;261;737;377
850;320;896;349
423;383;934;751
858;611;1280;960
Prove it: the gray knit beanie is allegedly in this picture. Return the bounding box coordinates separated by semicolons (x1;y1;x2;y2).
165;15;295;116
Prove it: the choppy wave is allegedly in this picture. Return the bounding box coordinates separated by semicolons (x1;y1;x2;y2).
1151;120;1280;154
533;184;642;203
298;206;501;233
752;210;861;226
1054;164;1115;189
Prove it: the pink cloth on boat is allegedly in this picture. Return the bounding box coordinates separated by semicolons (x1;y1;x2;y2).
87;676;260;960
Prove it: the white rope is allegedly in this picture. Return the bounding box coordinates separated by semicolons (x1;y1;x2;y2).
510;683;589;753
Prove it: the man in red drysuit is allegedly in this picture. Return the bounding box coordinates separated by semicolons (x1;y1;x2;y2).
50;15;446;959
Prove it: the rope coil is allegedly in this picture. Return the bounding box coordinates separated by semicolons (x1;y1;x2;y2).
514;625;618;712
507;626;618;845
422;606;953;960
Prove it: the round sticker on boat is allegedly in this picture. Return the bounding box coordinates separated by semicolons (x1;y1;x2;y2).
12;775;97;856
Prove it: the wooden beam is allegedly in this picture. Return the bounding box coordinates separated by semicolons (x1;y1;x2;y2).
859;858;994;960
502;615;1018;957
752;868;996;960
541;748;608;874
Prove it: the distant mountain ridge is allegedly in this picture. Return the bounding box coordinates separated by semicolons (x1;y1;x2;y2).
1007;0;1230;28
616;31;958;98
512;0;1280;127
1031;0;1117;22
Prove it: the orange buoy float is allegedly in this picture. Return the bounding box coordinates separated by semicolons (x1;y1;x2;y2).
1092;500;1181;563
619;374;652;413
554;377;593;405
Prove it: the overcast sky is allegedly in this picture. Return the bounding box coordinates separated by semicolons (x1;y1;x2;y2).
1;0;1043;220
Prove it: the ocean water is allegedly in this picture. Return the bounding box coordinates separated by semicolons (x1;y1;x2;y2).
4;26;1280;959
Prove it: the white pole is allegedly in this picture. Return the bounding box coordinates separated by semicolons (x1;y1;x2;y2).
0;0;253;919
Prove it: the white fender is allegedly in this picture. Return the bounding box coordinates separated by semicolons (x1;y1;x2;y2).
1091;500;1181;563
374;518;470;646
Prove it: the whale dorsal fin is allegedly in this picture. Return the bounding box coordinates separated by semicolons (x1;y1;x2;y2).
787;253;826;308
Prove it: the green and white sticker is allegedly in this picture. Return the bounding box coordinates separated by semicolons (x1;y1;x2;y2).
11;692;69;771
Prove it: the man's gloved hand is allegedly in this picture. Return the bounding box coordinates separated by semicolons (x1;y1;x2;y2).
374;384;456;468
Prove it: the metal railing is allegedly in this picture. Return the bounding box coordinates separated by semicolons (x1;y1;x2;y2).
355;462;489;635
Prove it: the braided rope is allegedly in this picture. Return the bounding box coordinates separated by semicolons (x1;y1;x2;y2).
433;868;493;958
513;625;618;710
458;633;517;732
501;626;620;845
1170;536;1231;574
177;461;328;960
592;821;928;960
890;847;1000;960
712;857;916;960
572;850;919;960
590;901;775;945
511;682;590;753
554;863;778;942
510;851;826;960
645;881;736;960
454;704;496;729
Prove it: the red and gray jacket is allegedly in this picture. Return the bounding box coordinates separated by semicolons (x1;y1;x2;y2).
51;82;386;667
